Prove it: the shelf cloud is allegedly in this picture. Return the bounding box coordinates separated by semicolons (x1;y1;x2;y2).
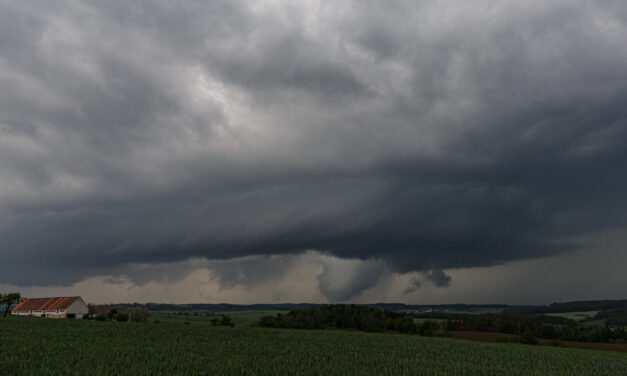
1;1;627;301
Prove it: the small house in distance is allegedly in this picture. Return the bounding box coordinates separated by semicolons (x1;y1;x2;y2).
12;296;88;319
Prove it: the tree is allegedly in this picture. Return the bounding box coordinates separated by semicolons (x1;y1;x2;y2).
94;314;107;321
115;313;129;322
220;315;234;327
130;308;150;323
107;308;118;320
1;292;21;318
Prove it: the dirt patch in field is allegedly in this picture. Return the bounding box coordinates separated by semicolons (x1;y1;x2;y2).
449;331;627;353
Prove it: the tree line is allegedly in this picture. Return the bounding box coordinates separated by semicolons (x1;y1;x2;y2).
506;300;627;314
593;309;627;326
444;313;626;343
258;305;420;334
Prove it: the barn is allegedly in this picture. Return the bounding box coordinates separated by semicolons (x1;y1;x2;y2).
12;296;89;319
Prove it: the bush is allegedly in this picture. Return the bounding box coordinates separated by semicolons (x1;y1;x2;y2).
365;322;385;333
130;308;150;323
519;333;539;345
398;318;419;335
220;315;234;327
419;320;445;337
183;320;191;325
258;316;275;328
153;320;161;324
115;314;129;322
94;315;107;322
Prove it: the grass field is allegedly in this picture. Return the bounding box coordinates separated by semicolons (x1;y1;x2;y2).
584;319;609;327
450;331;627;353
149;310;288;326
448;307;507;314
2;315;627;375
149;311;216;324
546;311;599;321
215;310;289;326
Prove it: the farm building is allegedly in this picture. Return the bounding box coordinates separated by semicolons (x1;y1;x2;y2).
12;296;89;319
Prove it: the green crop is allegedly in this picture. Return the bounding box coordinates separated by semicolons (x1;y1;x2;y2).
1;315;626;375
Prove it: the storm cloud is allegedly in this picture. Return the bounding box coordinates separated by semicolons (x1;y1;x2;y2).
403;268;452;295
1;0;627;299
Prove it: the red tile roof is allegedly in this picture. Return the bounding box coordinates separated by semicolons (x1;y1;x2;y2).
13;297;81;312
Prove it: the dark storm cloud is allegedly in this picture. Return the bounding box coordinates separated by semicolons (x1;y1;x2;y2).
403;278;422;295
1;0;627;292
403;268;452;295
207;256;297;290
423;269;452;289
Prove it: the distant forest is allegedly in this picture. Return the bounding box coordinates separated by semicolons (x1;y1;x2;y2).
506;300;627;314
257;305;421;334
115;302;507;312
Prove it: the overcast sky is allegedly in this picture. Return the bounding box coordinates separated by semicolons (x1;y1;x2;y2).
1;0;626;304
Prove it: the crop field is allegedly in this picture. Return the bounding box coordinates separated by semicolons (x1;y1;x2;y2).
2;315;627;375
449;331;627;353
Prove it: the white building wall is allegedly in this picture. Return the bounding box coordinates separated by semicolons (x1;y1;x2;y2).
66;298;89;318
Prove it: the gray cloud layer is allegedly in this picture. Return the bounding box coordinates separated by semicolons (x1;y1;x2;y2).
1;1;627;291
403;268;453;295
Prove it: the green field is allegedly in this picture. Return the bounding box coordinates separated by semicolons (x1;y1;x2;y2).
584;319;609;327
449;307;507;314
216;310;289;326
413;318;446;325
546;311;599;321
2;316;626;375
149;310;288;326
546;310;610;326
